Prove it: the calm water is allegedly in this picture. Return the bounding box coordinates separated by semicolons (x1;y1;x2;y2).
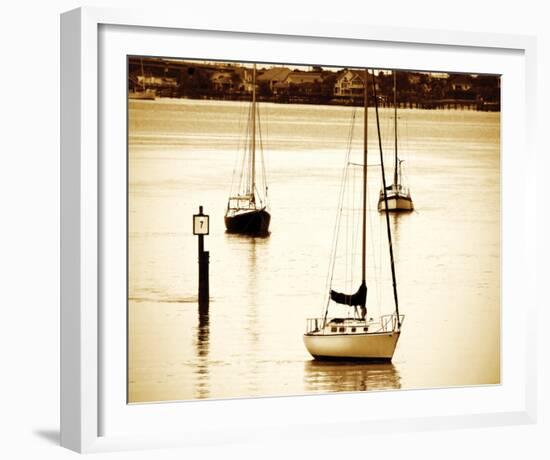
128;98;500;403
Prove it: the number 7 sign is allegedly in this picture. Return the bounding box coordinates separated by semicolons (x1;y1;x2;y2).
193;211;209;235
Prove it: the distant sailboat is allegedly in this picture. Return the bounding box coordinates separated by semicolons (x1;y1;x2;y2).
224;64;271;236
377;70;413;212
304;69;404;361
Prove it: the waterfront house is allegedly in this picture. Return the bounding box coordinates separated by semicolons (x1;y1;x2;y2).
333;69;365;97
257;67;291;91
272;71;322;95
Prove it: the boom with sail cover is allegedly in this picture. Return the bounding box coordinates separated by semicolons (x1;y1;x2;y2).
330;282;367;307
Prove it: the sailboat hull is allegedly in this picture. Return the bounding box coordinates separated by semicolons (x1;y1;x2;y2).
303;331;400;361
378;195;414;212
224;209;271;236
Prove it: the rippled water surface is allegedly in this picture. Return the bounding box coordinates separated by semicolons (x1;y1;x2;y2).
128;98;500;403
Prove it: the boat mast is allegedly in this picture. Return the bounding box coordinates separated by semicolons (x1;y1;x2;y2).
250;64;257;202
362;69;368;283
371;69;401;327
393;70;398;186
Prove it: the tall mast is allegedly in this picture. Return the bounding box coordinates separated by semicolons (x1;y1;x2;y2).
371;69;401;327
362;69;368;283
393;70;398;186
251;64;257;201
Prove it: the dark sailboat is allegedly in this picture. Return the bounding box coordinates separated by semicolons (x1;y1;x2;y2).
377;70;414;212
304;69;404;361
224;64;271;236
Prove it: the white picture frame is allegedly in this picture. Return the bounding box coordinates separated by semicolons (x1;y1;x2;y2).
61;6;538;453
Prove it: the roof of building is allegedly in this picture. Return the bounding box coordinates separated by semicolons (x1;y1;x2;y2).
286;71;322;84
335;69;365;83
257;67;291;82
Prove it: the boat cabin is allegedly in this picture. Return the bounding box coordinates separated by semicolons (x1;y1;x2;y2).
305;318;372;335
305;315;404;336
381;183;410;197
226;194;262;216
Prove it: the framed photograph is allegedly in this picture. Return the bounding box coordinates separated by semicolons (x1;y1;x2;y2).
61;6;537;453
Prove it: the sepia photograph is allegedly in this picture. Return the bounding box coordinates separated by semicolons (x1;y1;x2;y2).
127;56;500;404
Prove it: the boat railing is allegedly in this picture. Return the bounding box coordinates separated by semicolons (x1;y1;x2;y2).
380;185;409;196
378;314;405;332
305;314;404;334
305;318;324;334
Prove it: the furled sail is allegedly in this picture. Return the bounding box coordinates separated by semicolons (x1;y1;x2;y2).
330;282;367;307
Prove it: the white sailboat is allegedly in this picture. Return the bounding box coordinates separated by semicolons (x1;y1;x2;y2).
224;64;271;236
304;69;404;361
377;70;413;212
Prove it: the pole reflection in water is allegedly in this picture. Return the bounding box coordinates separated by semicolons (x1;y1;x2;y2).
304;360;401;393
194;311;210;400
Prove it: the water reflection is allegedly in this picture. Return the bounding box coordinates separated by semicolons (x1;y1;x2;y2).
389;211;414;262
303;360;401;393
224;233;268;345
385;211;410;246
194;312;210;399
245;237;260;345
196;313;210;357
391;212;402;241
